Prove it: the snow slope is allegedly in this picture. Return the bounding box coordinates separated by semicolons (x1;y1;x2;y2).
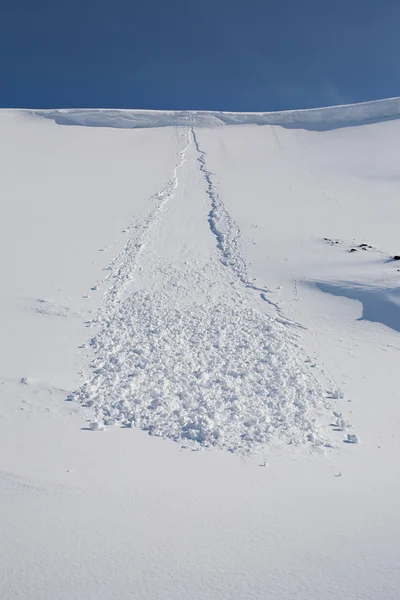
1;103;400;599
72;126;329;451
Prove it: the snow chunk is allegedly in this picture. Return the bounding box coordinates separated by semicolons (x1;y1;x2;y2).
346;433;360;444
89;421;105;432
73;292;328;452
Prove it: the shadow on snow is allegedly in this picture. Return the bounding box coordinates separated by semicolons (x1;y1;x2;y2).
315;281;400;333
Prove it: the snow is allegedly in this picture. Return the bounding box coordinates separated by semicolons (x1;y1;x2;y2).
72;127;329;451
31;95;400;130
75;292;327;450
1;102;400;599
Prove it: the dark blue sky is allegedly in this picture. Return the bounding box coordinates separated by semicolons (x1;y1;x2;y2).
1;0;399;111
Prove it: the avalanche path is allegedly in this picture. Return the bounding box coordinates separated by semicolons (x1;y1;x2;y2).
73;128;330;452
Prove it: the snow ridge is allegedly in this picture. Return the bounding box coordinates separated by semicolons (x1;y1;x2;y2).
191;129;278;306
31;96;400;131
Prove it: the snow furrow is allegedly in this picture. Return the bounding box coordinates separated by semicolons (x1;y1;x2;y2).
191;128;250;285
191;128;278;304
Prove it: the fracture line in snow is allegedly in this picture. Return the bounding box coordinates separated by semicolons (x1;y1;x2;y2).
100;128;192;308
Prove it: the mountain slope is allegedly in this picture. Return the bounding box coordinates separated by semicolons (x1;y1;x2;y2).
1;103;399;600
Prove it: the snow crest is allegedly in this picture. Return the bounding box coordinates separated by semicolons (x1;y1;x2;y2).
33;96;400;131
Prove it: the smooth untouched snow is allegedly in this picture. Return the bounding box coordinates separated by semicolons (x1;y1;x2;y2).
1;103;400;600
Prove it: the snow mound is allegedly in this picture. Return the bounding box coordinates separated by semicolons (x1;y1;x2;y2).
31;96;400;131
73;292;327;452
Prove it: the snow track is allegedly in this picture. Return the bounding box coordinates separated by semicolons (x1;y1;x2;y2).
192;129;249;285
101;128;192;306
72;129;329;451
191;129;290;311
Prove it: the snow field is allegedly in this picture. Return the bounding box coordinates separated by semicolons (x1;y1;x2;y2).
2;107;400;600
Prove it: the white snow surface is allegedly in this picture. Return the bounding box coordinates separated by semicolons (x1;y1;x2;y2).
1;102;400;599
72;127;328;451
